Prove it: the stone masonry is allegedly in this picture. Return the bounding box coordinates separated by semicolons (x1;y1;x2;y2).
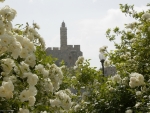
46;21;83;67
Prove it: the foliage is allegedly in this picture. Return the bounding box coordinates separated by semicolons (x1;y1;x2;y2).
103;3;150;113
62;3;150;113
1;0;150;113
106;4;150;77
60;57;104;113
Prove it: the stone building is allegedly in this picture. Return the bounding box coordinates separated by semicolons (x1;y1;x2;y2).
104;66;116;76
46;21;83;67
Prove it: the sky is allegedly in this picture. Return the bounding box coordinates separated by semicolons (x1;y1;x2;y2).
0;0;149;68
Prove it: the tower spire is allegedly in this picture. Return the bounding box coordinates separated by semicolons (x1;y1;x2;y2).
62;21;65;27
60;21;67;49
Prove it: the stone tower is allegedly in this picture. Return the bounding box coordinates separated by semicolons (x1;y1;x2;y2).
60;21;67;50
46;21;83;67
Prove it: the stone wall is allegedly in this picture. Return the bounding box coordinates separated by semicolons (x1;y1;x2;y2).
104;66;116;76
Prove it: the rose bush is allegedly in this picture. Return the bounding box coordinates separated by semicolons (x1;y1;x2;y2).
0;1;72;113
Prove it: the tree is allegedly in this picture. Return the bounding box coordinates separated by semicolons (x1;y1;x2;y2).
104;3;150;112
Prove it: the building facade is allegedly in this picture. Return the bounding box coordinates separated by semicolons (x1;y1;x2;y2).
46;22;83;67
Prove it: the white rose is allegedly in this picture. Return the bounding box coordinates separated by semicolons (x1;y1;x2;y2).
29;86;37;96
27;74;38;86
19;90;30;102
18;108;29;113
28;96;36;106
50;99;61;107
125;109;133;113
2;80;14;91
25;54;36;67
20;48;29;58
136;91;142;96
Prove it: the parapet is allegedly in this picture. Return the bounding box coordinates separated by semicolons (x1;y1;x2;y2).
46;47;52;50
74;45;80;50
46;47;60;50
53;47;60;50
67;45;73;49
67;45;81;51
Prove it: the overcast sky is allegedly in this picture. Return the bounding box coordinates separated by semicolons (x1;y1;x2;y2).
1;0;149;68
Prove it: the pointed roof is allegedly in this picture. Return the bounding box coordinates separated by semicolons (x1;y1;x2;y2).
62;21;65;27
